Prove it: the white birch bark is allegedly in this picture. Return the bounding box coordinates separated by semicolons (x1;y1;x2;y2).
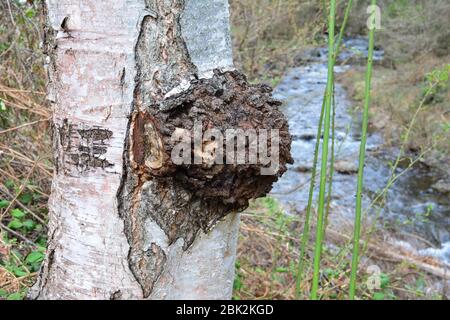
31;0;240;300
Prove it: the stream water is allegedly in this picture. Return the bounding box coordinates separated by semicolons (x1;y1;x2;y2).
270;37;450;264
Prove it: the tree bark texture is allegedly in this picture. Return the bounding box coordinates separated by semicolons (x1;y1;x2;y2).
30;0;292;300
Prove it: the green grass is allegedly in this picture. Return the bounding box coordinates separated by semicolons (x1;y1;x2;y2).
310;0;337;300
295;0;355;300
349;0;377;299
233;197;443;300
0;179;47;300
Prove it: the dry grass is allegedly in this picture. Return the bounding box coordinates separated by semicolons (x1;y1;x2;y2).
339;54;450;171
0;266;20;295
234;198;448;300
337;0;450;183
0;0;51;193
0;0;51;300
341;0;450;61
230;0;326;83
377;0;450;62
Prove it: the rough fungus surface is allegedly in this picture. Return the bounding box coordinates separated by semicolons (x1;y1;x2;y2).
131;70;293;205
118;70;292;298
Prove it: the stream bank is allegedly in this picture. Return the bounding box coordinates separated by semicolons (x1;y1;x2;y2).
270;37;450;267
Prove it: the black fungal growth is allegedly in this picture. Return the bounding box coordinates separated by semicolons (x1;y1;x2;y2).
132;70;293;210
119;70;293;299
128;69;293;258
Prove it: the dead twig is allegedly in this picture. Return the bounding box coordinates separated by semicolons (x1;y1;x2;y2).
0;117;50;135
0;223;38;247
0;185;47;226
0;159;38;221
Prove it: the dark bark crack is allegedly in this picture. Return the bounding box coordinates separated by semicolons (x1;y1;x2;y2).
53;119;114;173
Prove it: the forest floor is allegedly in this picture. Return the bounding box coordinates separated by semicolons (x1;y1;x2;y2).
1;0;449;300
234;198;448;300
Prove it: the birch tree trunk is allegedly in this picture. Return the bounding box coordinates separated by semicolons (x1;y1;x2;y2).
30;0;291;300
30;0;241;300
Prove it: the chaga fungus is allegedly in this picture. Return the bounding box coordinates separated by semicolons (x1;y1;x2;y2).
131;70;293;210
121;70;293;296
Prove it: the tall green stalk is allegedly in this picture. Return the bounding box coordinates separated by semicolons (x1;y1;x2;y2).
323;89;336;236
323;0;353;237
295;98;325;298
349;0;377;300
310;0;336;300
295;0;353;298
335;0;353;53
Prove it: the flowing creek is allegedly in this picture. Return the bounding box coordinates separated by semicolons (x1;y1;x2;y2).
270;37;450;265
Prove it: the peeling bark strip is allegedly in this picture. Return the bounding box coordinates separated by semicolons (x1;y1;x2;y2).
33;0;290;300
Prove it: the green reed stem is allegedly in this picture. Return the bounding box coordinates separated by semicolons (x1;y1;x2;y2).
310;0;336;300
323;88;336;236
295;0;353;298
349;0;377;300
294;98;325;298
336;0;353;52
323;0;353;238
323;0;353;237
